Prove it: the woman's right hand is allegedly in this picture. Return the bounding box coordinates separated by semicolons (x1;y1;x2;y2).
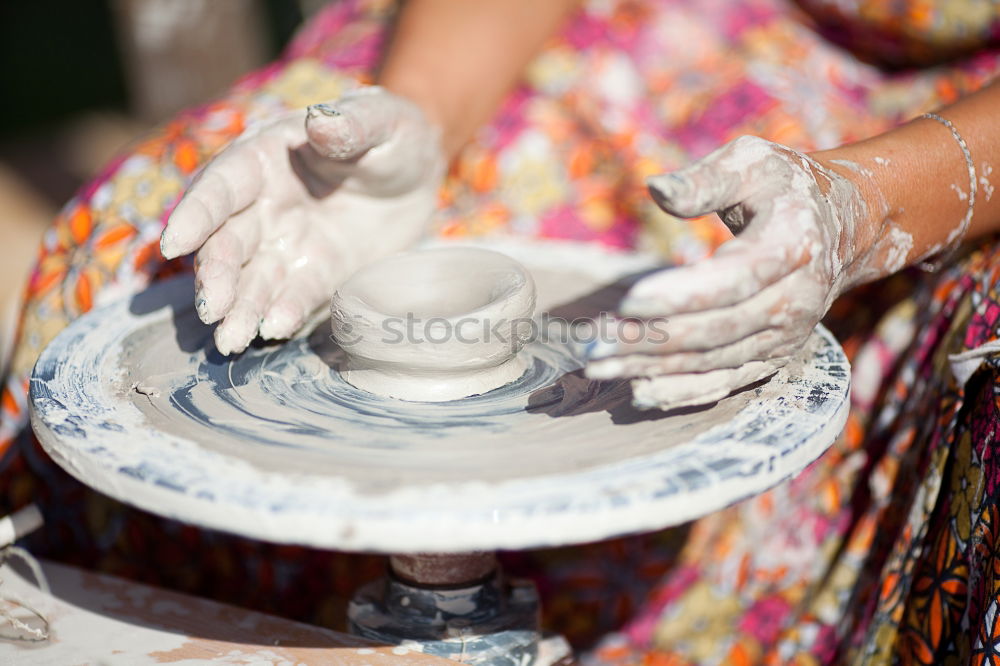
160;87;446;355
586;136;883;409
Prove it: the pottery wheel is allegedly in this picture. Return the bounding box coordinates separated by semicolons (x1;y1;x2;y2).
30;238;850;553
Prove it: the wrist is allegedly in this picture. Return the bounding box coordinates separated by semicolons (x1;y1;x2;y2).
809;148;898;288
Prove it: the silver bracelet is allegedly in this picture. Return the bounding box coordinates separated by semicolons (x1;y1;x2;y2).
919;112;977;269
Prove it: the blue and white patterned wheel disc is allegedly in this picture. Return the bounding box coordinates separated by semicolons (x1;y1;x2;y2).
30;239;850;553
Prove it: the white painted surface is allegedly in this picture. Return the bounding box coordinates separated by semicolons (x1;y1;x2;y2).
0;559;447;664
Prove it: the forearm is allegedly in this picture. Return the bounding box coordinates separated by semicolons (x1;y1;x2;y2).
377;0;579;160
813;80;1000;284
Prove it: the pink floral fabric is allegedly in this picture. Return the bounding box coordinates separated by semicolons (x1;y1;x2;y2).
2;0;1000;662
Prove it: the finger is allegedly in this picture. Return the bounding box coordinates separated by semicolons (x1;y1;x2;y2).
259;271;330;341
192;207;262;324
213;256;284;355
587;330;796;379
161;143;263;259
646;136;774;219
620;238;810;316
630;358;789;410
305;89;441;196
305;89;396;161
588;269;817;359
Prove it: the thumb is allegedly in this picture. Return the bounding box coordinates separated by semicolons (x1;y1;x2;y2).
646;135;771;218
305;88;397;160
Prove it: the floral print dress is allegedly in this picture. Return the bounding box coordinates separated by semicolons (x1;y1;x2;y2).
2;0;1000;663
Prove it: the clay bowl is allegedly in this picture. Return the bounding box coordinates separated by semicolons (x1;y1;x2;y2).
330;247;536;402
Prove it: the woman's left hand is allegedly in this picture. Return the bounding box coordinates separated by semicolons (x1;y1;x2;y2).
586;135;896;409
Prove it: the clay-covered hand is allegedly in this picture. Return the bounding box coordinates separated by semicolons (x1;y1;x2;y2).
160;87;445;355
587;135;893;409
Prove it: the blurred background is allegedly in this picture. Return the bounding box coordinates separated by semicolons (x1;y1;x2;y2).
0;0;323;368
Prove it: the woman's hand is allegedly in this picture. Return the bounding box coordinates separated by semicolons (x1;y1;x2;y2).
160;87;445;355
586;136;893;409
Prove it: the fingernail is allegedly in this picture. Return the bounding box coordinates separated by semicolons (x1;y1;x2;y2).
214;336;233;356
195;287;227;325
305;108;358;159
258;317;284;341
161;228;198;260
195;294;211;323
160;233;178;260
214;326;250;356
646;173;684;202
307;103;341;118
